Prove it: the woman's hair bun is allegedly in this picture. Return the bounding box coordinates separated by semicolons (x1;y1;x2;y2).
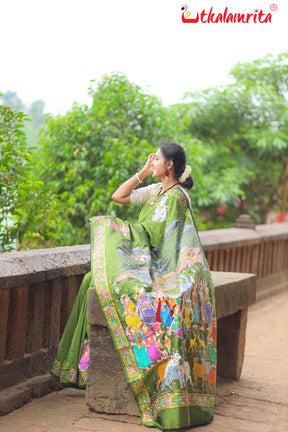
181;175;193;190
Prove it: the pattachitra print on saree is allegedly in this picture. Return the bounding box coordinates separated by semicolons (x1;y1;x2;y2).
91;188;217;430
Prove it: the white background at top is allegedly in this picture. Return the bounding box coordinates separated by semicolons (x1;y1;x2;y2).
0;0;286;114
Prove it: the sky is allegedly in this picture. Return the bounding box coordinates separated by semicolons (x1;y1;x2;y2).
1;0;287;115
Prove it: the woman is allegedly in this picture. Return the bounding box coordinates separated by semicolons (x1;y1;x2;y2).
121;294;142;328
127;325;151;368
51;143;216;430
170;302;183;338
139;322;163;363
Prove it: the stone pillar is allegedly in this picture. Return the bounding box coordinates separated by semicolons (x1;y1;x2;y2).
86;287;139;415
234;214;255;229
86;324;139;416
216;308;248;380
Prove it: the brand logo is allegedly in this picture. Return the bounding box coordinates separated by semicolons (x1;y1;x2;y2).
181;4;277;24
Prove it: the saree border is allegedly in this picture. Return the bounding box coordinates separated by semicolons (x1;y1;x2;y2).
51;359;87;388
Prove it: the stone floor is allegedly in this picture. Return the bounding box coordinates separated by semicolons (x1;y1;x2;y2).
0;291;287;432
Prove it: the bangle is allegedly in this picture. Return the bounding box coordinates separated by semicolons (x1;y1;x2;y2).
134;172;142;184
133;174;140;185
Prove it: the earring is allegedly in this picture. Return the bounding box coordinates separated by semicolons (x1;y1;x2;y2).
166;170;169;178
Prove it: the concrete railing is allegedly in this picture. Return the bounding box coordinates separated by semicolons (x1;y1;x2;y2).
0;222;287;414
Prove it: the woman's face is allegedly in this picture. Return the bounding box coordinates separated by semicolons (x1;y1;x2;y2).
151;149;167;180
174;304;180;314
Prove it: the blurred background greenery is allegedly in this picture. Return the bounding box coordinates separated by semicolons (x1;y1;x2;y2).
1;52;287;251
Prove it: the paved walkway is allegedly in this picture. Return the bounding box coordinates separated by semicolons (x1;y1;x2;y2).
0;291;287;432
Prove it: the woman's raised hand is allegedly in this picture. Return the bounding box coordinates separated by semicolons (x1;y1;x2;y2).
111;153;155;205
142;153;155;176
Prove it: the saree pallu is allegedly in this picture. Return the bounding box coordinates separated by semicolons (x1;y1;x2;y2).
91;188;217;430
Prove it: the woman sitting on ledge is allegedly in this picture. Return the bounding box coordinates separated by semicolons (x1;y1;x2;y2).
51;142;217;430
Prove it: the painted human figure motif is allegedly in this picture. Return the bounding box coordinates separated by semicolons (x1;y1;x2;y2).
121;294;141;328
160;300;172;327
152;195;169;222
137;287;156;324
207;333;216;365
203;281;212;325
192;284;200;326
163;334;171;354
171;303;183;338
154;292;172;328
199;282;206;328
127;326;151;368
182;299;191;330
78;339;89;371
139;323;162;362
205;298;212;325
155;329;169;358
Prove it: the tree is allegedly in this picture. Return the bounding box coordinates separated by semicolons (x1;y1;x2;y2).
169;87;252;226
0;74;214;250
36;73;183;245
0;101;63;251
181;52;288;224
230;52;288;222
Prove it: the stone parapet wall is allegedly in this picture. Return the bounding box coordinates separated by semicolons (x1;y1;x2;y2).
200;223;288;299
0;245;90;289
0;246;90;395
1;223;287;290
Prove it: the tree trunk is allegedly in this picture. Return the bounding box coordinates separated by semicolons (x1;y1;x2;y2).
281;171;287;221
261;207;270;224
279;155;287;222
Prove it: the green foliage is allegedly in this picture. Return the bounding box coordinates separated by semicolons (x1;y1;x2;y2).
0;103;63;251
181;52;288;223
36;73;183;245
169;89;251;209
3;54;288;250
0;105;28;250
230;52;288;97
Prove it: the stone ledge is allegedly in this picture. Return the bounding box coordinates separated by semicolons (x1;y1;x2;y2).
199;228;261;251
255;222;288;241
212;271;256;318
0;374;61;416
0;349;57;390
0;245;90;289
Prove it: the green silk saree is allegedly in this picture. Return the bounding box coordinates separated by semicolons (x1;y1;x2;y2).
91;187;216;429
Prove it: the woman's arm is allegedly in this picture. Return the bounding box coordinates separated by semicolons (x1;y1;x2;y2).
111;154;154;205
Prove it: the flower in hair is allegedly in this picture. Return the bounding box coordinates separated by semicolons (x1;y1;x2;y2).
179;165;192;183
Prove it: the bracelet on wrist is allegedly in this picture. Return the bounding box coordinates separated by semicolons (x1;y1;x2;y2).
134;172;142;185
